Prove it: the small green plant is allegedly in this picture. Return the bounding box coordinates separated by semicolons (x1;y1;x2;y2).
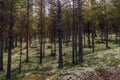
107;58;120;67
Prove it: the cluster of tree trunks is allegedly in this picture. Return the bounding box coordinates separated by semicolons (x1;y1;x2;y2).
72;0;83;64
0;0;120;79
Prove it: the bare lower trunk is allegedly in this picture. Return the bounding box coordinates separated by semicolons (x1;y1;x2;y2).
26;0;29;63
106;30;109;49
115;33;118;44
58;1;63;68
83;32;86;47
6;1;13;79
78;0;83;62
72;0;75;64
0;26;3;72
88;31;91;47
92;31;94;52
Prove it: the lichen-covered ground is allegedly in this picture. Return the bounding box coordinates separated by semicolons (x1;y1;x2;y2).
0;38;120;80
58;67;120;80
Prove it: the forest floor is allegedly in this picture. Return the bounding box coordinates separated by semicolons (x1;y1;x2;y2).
0;36;120;80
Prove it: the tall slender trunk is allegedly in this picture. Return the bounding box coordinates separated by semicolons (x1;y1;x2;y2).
42;8;45;58
58;0;63;68
6;1;13;79
83;32;86;47
0;26;3;72
39;0;43;64
72;0;75;64
88;29;91;47
91;1;95;52
4;35;8;52
103;0;109;49
118;24;120;46
115;33;118;44
92;31;94;52
54;38;56;55
26;0;29;63
78;0;83;62
106;29;109;49
75;24;78;64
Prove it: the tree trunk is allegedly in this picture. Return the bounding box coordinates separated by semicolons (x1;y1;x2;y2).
54;39;56;56
106;30;109;49
75;24;78;64
91;1;95;52
92;31;94;52
0;26;3;72
115;33;118;44
88;30;91;47
58;0;63;68
78;0;83;62
39;0;43;64
83;32;86;47
72;0;75;64
4;36;8;52
6;1;13;79
118;24;120;46
26;0;30;63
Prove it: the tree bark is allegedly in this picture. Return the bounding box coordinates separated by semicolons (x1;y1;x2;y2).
83;32;86;47
92;31;94;52
26;0;30;63
39;0;43;64
115;33;118;44
87;29;91;47
0;26;3;72
78;0;83;62
6;1;13;79
72;0;75;64
58;0;63;68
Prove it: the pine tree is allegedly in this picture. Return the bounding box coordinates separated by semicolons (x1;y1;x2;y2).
6;0;13;79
